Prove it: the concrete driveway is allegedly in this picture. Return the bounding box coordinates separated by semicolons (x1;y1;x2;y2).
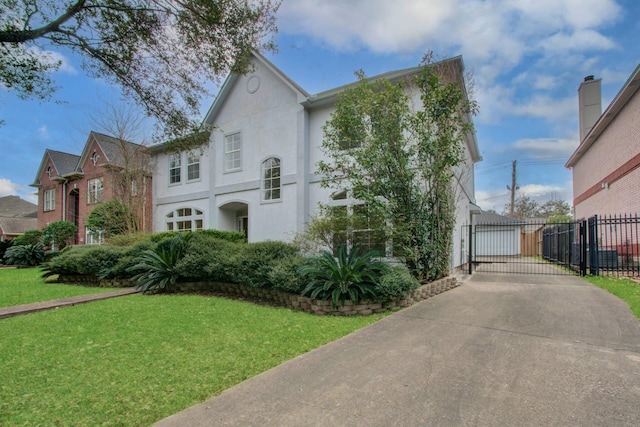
154;273;640;426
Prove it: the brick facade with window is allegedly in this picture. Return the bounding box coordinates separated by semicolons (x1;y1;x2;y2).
31;132;153;245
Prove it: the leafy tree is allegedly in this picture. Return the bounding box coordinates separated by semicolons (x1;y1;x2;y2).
11;229;43;246
86;200;132;237
540;199;571;219
42;221;77;250
503;195;540;219
0;0;280;139
317;54;477;280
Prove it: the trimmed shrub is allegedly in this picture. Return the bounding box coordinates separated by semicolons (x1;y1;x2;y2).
106;232;152;247
42;245;126;277
194;229;247;244
3;243;46;267
42;221;77;250
12;230;42;246
99;240;156;279
231;241;299;288
267;255;307;294
148;231;180;243
175;234;241;282
375;265;420;300
0;240;12;263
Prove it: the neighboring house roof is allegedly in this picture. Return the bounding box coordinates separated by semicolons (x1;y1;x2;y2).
0;196;37;217
30;149;81;187
566;63;640;167
81;131;147;169
0;216;37;236
476;211;525;225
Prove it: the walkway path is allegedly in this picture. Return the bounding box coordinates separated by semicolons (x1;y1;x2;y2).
155;273;640;426
0;288;138;319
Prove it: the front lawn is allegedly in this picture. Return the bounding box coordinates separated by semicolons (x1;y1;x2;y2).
0;268;114;308
584;275;640;319
0;293;385;426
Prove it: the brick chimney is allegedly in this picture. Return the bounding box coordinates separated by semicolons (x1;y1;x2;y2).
578;75;602;142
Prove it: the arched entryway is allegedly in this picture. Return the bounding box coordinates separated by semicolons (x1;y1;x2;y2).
218;201;249;239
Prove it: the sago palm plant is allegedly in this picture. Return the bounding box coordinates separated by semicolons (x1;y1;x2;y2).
128;234;191;293
300;245;386;307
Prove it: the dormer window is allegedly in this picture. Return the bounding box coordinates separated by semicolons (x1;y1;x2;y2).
92;151;100;165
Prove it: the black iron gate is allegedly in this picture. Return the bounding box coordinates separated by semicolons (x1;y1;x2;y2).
465;214;640;277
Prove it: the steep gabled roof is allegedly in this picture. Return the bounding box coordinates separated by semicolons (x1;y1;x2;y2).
30;149;81;187
566;63;640;168
79;131;147;169
0;196;37;217
202;51;309;127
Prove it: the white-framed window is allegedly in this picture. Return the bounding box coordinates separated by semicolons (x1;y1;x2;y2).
87;177;104;204
169;153;181;184
224;132;242;172
43;188;55;211
86;228;103;245
329;191;386;257
165;207;204;232
187;152;200;181
262;157;281;201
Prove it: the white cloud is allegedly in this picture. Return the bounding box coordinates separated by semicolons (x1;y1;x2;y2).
512;138;579;159
0;178;36;203
38;125;49;139
26;47;77;75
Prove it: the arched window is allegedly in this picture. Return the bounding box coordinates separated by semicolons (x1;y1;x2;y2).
262;157;281;201
166;207;204;231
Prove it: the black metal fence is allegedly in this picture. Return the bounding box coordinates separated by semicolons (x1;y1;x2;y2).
467;213;640;277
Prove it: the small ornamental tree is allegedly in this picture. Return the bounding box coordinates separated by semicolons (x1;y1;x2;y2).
318;53;478;280
42;221;77;250
86;200;132;238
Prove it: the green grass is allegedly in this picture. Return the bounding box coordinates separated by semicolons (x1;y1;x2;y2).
0;293;385;426
583;275;640;319
0;268;114;308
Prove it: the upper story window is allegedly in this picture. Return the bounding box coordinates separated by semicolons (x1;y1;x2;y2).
187;152;200;181
43;188;55;211
91;151;100;165
224;132;242;172
262;157;281;201
87;177;104;204
46;166;53;178
169;153;181;184
165;207;204;232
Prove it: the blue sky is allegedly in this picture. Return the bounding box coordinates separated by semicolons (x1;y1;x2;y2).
1;0;639;213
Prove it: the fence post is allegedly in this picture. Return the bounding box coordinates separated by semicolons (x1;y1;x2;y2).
580;220;587;276
468;224;473;275
588;215;599;276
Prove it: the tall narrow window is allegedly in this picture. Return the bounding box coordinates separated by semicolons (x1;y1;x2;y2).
262;157;281;201
187;152;200;181
169;153;181;184
43;189;55;211
87;178;104;204
224;133;242;172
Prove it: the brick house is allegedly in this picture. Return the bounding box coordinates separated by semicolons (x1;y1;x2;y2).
30;131;152;245
566;64;640;219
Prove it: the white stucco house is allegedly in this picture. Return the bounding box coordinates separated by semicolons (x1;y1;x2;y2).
149;52;482;271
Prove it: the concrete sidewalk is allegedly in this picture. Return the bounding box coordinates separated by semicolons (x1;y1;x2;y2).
155;273;640;426
0;288;138;319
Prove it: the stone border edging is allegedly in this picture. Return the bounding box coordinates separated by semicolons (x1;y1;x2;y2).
57;275;459;316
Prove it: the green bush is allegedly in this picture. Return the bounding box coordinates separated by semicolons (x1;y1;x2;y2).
148;231;180;243
267;255;307;294
128;234;191;293
42;245;126;277
100;241;156;279
175;234;241;282
300;245;385;307
0;240;12;263
231;241;299;288
375;265;420;300
12;230;42;246
194;229;247;243
106;232;152;247
3;243;46;267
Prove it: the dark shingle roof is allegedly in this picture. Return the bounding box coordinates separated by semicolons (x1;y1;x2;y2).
0;196;37;217
48;150;81;175
91;132;146;168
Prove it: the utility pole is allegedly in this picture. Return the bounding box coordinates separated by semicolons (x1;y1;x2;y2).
507;160;517;217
